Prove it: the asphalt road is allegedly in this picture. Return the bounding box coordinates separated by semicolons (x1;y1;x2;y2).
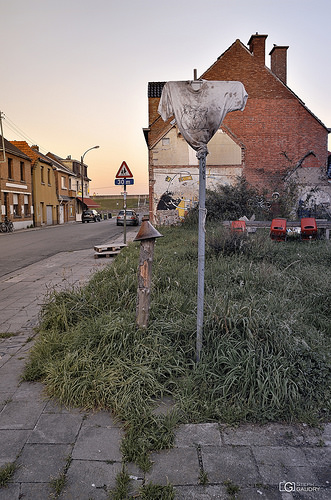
0;219;137;278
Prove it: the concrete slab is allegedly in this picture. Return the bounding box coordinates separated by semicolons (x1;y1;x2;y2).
59;459;122;500
0;399;46;430
27;413;83;444
72;424;123;461
0;429;31;466
0;483;20;500
146;447;200;486
14;443;72;482
201;445;260;485
175;484;228;499
175;423;221;448
19;482;54;500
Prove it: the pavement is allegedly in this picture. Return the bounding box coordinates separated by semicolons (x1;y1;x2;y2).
0;233;330;500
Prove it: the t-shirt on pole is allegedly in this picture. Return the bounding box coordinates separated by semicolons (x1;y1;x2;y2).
158;79;248;362
158;80;248;158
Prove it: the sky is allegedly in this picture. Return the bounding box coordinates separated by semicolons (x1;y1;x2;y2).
1;0;331;195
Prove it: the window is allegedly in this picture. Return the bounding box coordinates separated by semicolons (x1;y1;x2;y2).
13;194;19;217
41;166;44;183
61;176;66;189
8;158;13;179
47;169;51;185
24;195;29;216
20;161;25;181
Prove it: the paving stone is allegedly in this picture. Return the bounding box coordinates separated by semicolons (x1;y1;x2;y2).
175;423;221;448
11;381;44;401
222;423;316;447
14;443;72;482
322;423;331;446
19;482;54;500
27;413;83;444
0;483;20;500
175;484;228;499
43;398;85;415
258;465;319;487
59;459;122;500
0;399;46;430
201;445;260;485
0;429;31;465
252;446;311;467
82;410;118;427
72;424;123;461
146;447;200;486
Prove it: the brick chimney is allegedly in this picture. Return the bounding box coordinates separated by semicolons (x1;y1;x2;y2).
269;45;289;84
247;33;268;65
31;145;39;151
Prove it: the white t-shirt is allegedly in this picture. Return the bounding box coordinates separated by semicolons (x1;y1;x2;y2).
158;80;248;158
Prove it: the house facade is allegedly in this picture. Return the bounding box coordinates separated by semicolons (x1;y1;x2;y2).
33;148;77;224
11;141;59;226
0;136;33;229
145;34;330;223
46;153;98;220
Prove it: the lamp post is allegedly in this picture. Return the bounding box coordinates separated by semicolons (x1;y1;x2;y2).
81;145;99;221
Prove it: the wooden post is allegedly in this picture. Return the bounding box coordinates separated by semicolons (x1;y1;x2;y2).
134;217;163;329
136;239;155;328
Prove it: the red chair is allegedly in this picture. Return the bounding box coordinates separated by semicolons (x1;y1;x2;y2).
300;217;317;240
270;218;287;241
231;220;246;233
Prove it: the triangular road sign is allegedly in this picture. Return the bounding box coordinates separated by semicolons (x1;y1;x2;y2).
116;161;133;178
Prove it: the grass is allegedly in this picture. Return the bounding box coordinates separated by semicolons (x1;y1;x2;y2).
0;462;16;487
0;332;19;339
22;223;331;470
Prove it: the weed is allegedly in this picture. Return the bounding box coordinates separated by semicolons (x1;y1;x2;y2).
108;467;132;500
138;482;175;499
49;455;72;497
198;469;209;485
50;473;66;497
0;462;16;487
223;479;240;498
0;332;18;339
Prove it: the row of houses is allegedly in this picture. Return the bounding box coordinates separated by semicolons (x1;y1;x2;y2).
0;138;99;230
145;33;331;223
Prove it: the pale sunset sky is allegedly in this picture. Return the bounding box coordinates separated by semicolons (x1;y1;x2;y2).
1;0;331;195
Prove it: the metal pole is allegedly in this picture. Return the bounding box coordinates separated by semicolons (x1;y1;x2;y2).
80;146;99;222
81;156;84;221
123;182;127;244
196;152;206;363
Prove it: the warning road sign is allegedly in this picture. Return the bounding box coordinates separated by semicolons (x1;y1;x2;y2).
116;161;133;178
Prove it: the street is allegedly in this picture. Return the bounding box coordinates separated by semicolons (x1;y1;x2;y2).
0;219;137;278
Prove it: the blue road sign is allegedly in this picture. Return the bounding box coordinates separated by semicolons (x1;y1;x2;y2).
114;178;134;186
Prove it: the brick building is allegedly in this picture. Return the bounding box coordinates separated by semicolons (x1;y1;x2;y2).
145;33;330;223
0;136;33;229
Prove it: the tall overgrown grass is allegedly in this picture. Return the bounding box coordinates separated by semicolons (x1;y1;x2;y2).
23;223;331;469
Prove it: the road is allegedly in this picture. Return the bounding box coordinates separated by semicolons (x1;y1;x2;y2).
0;219;137;278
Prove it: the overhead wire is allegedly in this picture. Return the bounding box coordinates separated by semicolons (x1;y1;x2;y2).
2;114;50;154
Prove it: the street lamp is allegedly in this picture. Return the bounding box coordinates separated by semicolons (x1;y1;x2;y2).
81;145;99;221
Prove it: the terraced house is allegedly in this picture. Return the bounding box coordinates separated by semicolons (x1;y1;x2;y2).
0;136;33;229
12;142;77;225
145;33;331;223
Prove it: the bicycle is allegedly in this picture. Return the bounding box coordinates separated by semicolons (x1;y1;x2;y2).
0;217;14;233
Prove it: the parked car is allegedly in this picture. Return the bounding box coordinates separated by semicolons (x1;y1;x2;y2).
82;209;101;222
116;209;139;226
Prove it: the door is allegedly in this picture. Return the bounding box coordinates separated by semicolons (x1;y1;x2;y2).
46;205;53;225
59;205;64;224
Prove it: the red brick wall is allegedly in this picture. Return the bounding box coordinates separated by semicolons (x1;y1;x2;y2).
200;39;328;193
147;36;328;208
